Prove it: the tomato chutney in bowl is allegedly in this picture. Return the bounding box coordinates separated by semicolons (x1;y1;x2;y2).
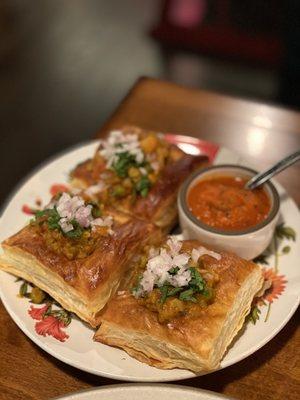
178;165;280;260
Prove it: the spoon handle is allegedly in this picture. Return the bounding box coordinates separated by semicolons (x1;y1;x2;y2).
245;150;300;190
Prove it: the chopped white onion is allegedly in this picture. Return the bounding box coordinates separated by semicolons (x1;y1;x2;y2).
136;236;221;297
51;192;113;234
98;130;145;168
58;217;73;233
167;236;182;256
84;182;106;197
191;247;221;262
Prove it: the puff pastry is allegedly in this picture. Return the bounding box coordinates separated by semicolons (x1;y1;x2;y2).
71;126;208;231
95;239;263;372
0;198;161;327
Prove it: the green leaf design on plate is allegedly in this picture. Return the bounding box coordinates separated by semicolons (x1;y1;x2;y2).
281;245;291;254
19;282;28;297
248;305;261;325
253;254;269;265
275;224;296;241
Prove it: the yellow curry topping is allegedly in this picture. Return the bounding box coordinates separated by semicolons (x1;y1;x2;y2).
39;223;106;260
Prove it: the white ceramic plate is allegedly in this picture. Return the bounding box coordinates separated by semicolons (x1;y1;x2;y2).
0;137;299;382
53;384;233;400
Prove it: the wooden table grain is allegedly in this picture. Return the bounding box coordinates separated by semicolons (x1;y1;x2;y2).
0;78;299;400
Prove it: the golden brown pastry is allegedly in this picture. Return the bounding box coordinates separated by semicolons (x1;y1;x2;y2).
70;126;208;231
0;192;161;327
95;237;263;372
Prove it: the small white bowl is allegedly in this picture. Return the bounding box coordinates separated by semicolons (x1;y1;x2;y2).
178;165;280;260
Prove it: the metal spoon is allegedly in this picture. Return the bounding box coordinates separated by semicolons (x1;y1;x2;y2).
245;150;300;190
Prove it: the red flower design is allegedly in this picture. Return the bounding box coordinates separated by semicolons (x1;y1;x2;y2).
35;316;69;342
50;184;69;196
259;268;287;304
28;304;49;320
28;304;70;342
22;204;36;215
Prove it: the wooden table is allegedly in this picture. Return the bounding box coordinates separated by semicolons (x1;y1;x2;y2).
0;78;299;400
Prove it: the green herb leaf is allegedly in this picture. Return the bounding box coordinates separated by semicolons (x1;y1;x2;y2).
159;284;183;303
253;254;269;265
135;175;151;197
159;285;170;303
90;203;102;218
64;220;83;239
282;245;291;254
35;206;85;239
167;287;182;297
276;223;296;241
47;209;61;230
35;209;49;218
189;267;205;292
179;288;197;303
112;151;137;178
36;207;61;231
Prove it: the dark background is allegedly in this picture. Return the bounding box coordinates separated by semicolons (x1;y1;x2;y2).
1;0;299;206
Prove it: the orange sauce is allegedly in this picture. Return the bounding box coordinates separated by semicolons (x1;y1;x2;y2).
187;176;271;231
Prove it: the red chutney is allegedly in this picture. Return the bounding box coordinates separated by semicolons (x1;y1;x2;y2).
187;176;271;231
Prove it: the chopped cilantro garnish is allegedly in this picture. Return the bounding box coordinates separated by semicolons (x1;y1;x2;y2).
189;267;205;292
135;175;151;197
47;208;62;231
159;285;170;304
158;284;182;303
166;286;182;297
35;208;61;231
112;151;137;178
34;207;84;239
111;151;152;198
35;209;51;219
88;202;102;218
132;257;211;306
64;220;83;239
156;267;208;304
179;288;197;303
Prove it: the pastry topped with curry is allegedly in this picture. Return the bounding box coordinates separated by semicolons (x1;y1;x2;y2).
0;191;161;327
95;237;263;373
71;126;208;231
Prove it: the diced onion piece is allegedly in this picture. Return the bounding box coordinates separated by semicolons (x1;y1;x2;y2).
84;182;106;197
191;247;221;262
46;192;114;234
